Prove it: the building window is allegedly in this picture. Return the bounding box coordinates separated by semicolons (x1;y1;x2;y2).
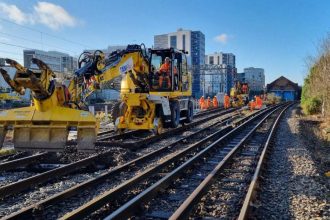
170;36;177;49
209;56;214;65
182;34;186;51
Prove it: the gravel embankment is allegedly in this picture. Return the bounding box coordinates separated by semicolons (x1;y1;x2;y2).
254;105;330;219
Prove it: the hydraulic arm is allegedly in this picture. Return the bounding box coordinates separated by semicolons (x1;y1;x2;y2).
0;44;193;152
0;58;98;152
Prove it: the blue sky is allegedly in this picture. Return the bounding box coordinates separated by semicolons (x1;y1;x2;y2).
0;0;329;85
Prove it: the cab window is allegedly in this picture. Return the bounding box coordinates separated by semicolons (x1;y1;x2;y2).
151;55;162;72
181;55;189;91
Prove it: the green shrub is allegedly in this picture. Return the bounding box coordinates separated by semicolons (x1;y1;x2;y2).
302;97;322;115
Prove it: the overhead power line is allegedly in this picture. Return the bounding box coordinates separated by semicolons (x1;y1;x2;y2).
0;41;33;50
0;17;92;49
0;31;80;54
0;49;22;56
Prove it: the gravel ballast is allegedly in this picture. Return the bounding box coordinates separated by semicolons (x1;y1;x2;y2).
255;105;330;219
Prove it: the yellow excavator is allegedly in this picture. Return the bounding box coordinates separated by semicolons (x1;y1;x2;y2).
230;81;249;107
0;58;97;152
0;44;193;152
78;44;193;133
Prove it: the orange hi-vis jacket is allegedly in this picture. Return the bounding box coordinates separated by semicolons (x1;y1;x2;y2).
255;96;262;108
250;101;256;111
159;63;170;73
159;63;171;88
159;63;178;74
213;96;218;108
199;97;205;109
224;95;230;109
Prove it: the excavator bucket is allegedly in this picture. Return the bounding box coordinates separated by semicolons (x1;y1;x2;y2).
0;106;98;152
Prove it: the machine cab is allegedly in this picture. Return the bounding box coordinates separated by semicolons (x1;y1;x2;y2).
149;48;189;93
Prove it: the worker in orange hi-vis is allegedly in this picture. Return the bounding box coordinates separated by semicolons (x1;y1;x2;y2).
250;100;256;111
255;96;262;109
206;97;212;109
212;96;218;108
224;94;230;109
199;96;205;110
159;57;172;89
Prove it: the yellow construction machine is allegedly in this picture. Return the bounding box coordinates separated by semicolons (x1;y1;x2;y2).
230;81;249;107
0;58;97;152
0;44;193;152
78;44;193;134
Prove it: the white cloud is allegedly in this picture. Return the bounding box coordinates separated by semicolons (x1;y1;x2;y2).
214;34;229;44
0;1;78;30
34;2;77;30
0;2;30;24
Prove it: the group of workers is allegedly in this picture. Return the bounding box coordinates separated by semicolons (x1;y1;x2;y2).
200;94;230;110
199;94;265;111
199;96;218;110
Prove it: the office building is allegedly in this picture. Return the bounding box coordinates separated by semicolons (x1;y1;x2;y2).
23;49;77;73
243;67;265;91
154;34;168;49
204;52;237;95
205;52;235;67
154;28;205;97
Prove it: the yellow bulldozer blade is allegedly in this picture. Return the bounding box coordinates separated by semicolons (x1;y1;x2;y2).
0;106;98;152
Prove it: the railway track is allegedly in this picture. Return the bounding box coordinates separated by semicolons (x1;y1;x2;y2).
0;107;242;218
171;103;292;220
2;105;267;219
96;106;227;143
47;103;288;220
0;129;114;165
0;107;232;174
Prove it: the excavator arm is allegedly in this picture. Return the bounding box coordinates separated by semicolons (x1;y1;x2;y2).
0;58;98;152
74;44;150;98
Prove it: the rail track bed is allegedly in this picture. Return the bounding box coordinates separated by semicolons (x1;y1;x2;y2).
0;107;233;175
0;107;244;218
95;106;231;145
52;103;289;220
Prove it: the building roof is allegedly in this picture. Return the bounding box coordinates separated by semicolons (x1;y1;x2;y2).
267;76;299;91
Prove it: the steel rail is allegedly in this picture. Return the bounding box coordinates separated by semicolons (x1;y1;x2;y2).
168;104;289;219
237;103;292;220
96;107;237;147
4;111;238;220
0;153;17;161
0;108;236;199
69;107;228;144
0;150;116;198
0;152;48;172
60;107;273;220
104;105;283;220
